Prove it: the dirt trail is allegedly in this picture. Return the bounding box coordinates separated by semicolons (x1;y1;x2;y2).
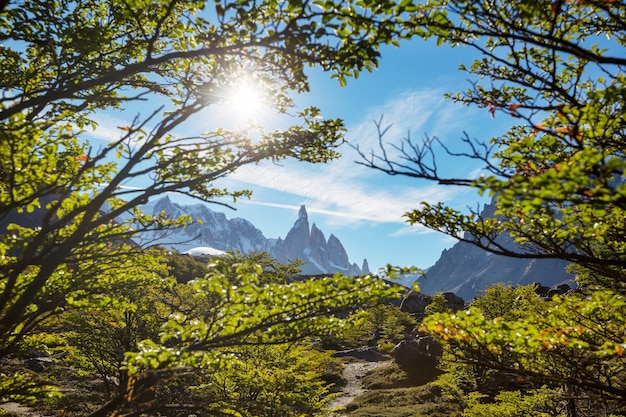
328;360;389;413
0;402;47;417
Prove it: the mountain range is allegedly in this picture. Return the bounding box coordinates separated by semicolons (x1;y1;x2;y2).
139;197;370;276
1;192;576;298
140;196;576;298
414;198;575;300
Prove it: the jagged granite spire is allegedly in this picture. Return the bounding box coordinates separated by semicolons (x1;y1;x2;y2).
309;223;329;268
362;258;370;274
137;199;368;277
294;205;308;228
275;205;310;265
271;205;368;275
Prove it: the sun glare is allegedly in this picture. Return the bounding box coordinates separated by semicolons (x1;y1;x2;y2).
226;78;265;122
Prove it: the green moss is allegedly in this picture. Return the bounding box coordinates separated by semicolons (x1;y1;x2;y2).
363;363;436;390
344;383;462;417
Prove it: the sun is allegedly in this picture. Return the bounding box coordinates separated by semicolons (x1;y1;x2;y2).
225;78;265;122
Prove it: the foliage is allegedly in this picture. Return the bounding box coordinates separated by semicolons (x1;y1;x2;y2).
60;284;168;393
125;256;400;371
184;344;338;417
0;244;170;405
430;360;477;409
321;303;415;351
164;250;301;284
424;293;449;316
462;388;554;417
230;250;305;284
103;256;401;416
423;284;626;415
568;255;626;293
357;0;626;281
0;252;401;416
165;251;212;283
0;0;417;347
373;305;416;352
469;284;538;321
321;265;419;350
0;0;417;413
356;0;626;414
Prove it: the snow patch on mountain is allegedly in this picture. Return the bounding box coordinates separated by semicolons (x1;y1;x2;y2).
183;247;226;256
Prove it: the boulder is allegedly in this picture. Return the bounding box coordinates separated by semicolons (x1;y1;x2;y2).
482;371;533;394
400;291;432;316
24;348;53;372
532;282;552;296
393;334;442;383
25;356;53;372
536;282;573;300
400;290;466;318
442;292;466;311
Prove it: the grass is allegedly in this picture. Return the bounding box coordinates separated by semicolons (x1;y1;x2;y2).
362;362;440;390
344;383;462;417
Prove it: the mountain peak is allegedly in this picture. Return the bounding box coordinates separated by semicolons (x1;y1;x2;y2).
138;198;366;277
298;205;308;222
417;197;574;299
293;205;309;231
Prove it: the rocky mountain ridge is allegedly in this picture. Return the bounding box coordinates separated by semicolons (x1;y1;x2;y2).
271;205;368;275
140;197;369;276
414;198;575;300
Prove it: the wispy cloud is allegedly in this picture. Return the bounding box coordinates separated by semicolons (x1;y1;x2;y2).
344;89;448;162
229;169;371;221
226;87;475;226
84;113;129;143
389;223;443;237
238;200;383;221
229;159;463;222
86;87;477;228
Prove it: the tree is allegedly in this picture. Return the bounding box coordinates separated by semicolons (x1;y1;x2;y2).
102;256;400;416
357;0;626;281
423;283;626;416
60;276;170;395
0;0;416;412
161;344;339;417
354;0;626;412
40;253;378;416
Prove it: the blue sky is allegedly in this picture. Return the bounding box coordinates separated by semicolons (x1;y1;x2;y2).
89;38;517;272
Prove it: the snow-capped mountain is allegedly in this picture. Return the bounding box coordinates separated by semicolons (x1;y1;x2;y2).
138;196;268;254
138;197;369;276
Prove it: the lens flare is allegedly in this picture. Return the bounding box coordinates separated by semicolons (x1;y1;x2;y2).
226;78;264;121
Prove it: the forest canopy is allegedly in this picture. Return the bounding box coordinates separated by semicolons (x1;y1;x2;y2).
1;0;626;416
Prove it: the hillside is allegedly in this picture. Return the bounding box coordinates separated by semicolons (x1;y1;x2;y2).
415;199;575;299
